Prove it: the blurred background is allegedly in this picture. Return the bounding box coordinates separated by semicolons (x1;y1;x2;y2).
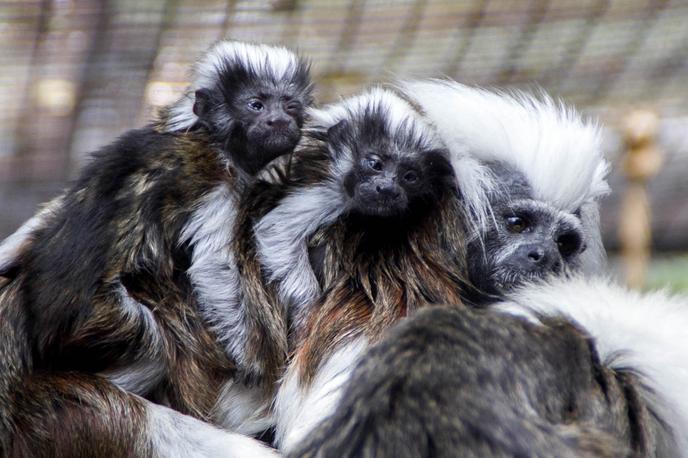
1;0;687;290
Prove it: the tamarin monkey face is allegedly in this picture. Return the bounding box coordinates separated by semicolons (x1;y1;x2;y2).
330;108;455;219
467;161;587;296
192;47;312;175
398;79;610;302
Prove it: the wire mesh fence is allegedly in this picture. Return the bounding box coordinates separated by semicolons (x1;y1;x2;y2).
1;0;687;251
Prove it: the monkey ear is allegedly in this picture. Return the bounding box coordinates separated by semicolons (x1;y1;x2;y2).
326;119;349;144
193;88;212;119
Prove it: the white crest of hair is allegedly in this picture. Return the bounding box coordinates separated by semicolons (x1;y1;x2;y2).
212;379;274;436
179;183;253;370
273;337;368;452
162;40;303;132
0;195;64;273
314;86;444;155
401;80;610;210
147;402;279;458
495;276;688;452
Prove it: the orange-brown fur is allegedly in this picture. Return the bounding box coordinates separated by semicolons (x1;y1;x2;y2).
296;192;468;383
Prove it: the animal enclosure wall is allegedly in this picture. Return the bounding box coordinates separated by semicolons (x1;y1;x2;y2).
1;0;688;255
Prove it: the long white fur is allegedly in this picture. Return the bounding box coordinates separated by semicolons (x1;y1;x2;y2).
401;80;610;271
273;337;368;452
211;379;274;436
255;87;445;315
147;402;279;458
163;40;305;132
495;276;688;453
255;184;345;320
179;183;251;370
402;80;609;211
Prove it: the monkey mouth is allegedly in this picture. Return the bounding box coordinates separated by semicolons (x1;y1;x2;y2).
363;197;408;218
263;129;300;148
490;267;548;292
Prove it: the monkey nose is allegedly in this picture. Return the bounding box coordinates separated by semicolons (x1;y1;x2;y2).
526;247;546;264
375;184;400;199
267;117;290;128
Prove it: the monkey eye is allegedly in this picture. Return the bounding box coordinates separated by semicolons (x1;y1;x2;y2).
366;157;383;172
248;100;264;112
505;216;527;233
556;231;582;257
403;170;419;183
285;101;302;113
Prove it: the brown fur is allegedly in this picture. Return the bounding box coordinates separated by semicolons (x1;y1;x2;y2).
9;373;150;458
295;192;469;383
233;173;292;388
0;127;287;453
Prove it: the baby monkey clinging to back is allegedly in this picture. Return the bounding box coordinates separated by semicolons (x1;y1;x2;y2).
254;88;468;451
0;40;311;456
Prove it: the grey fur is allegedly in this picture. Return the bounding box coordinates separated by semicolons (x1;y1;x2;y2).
291;305;676;457
465;161;593;304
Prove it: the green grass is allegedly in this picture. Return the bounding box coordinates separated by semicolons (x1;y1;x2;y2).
645;254;688;293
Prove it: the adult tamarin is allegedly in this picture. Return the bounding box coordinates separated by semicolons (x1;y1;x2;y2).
253;87;474;451
399;80;610;302
0;40;312;456
287;83;687;456
291;277;688;457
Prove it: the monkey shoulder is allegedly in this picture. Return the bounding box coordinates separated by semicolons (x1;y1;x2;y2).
288;139;333;186
295;306;617;458
333;305;605;430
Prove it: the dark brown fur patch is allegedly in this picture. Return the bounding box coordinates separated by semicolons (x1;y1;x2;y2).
296;193;469;383
1;127;279;452
233;175;291;388
9;373;149;458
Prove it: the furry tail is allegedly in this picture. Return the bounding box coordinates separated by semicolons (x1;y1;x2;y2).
497;276;688;453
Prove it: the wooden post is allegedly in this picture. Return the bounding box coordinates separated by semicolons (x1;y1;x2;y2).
618;110;662;289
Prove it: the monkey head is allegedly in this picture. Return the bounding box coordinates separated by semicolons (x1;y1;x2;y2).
162;41;313;175
400;80;610;290
466;162;588;297
255;87;458;311
338;124;453;218
315;90;455;221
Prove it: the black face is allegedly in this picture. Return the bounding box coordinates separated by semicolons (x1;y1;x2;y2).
330;115;454;219
192;60;312;175
466;162;586;300
233;86;305;162
344;153;434;218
